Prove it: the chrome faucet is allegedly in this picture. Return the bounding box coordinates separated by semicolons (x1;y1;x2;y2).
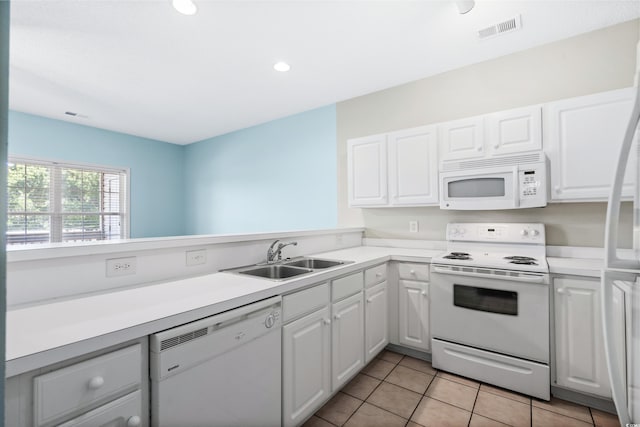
267;240;298;263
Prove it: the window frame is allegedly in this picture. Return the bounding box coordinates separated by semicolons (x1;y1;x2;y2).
7;156;131;245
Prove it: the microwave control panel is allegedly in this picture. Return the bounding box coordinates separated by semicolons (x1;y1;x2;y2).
519;168;542;198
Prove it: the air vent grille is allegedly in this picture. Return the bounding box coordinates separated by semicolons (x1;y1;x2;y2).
160;327;208;351
478;15;522;40
441;152;543;172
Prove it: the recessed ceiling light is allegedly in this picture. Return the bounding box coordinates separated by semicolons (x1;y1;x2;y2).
273;62;291;72
172;0;197;15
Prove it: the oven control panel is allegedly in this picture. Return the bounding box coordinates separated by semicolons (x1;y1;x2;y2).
446;223;545;244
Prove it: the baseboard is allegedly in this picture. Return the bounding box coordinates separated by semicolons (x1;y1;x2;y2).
385;343;431;362
551;386;617;415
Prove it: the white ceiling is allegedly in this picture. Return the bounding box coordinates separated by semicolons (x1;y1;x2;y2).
9;0;640;145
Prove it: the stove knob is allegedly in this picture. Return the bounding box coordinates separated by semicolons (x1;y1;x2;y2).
451;228;459;236
531;230;540;237
459;228;466;235
521;229;529;236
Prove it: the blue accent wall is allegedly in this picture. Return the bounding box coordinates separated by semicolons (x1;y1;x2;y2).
8;111;186;238
184;105;337;234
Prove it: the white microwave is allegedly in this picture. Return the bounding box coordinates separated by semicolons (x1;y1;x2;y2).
440;161;547;210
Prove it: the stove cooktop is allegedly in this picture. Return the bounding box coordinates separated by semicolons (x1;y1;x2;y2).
432;223;549;274
432;251;549;273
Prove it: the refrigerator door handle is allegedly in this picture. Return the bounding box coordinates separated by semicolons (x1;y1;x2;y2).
604;67;640;270
601;271;630;425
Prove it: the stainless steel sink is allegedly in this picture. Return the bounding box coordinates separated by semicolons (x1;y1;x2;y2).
237;265;313;279
221;256;353;281
284;258;345;269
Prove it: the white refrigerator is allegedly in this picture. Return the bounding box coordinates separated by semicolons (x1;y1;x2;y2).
602;40;640;425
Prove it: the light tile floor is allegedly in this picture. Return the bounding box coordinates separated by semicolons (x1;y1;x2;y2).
305;350;621;427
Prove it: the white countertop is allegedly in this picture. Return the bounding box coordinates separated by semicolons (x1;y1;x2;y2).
5;246;440;377
5;244;602;377
547;257;604;277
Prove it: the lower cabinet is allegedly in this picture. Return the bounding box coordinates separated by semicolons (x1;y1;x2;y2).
5;339;148;427
57;390;142;427
554;276;621;398
399;279;430;352
365;281;388;363
282;306;332;427
332;291;365;392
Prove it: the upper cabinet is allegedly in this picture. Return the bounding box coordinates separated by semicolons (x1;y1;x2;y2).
439;116;485;161
545;87;636;201
347;125;439;207
439;106;542;163
347;134;388;207
486;106;542;156
388;125;439;206
347;87;634;208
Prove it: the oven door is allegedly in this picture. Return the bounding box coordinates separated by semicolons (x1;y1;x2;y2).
430;264;550;363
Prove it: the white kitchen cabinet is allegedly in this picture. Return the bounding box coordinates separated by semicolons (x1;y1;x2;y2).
4;340;148;427
282;306;332;427
486;105;542;156
439;116;485;162
399;279;430;352
554;276;612;398
365;281;388;363
332;291;365;391
57;391;142;427
347;134;388;207
545;87;636;201
387;125;439;205
439;106;542;164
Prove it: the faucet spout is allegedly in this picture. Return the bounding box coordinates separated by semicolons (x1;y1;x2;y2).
266;240;297;263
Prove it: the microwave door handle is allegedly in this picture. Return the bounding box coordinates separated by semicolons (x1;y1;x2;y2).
513;166;520;208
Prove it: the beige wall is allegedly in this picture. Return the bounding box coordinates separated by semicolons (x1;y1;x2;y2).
336;19;640;248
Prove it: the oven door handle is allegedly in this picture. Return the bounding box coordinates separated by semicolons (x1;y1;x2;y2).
431;266;547;283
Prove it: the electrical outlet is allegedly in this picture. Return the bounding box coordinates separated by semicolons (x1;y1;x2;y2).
409;220;419;233
106;257;137;277
186;249;207;266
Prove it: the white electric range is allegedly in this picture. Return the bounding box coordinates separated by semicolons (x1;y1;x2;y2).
430;223;551;400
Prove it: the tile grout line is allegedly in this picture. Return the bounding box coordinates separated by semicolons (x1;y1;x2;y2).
467;384;481;427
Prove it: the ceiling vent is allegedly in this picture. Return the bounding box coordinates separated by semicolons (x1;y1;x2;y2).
478;15;522;40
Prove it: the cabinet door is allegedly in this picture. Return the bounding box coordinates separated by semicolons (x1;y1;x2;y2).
546;88;636;201
365;282;388;363
57;391;142;427
283;307;331;427
486;105;542;156
347;135;388;207
388;125;439;205
399;280;430;352
332;292;365;391
554;277;611;397
439;116;484;162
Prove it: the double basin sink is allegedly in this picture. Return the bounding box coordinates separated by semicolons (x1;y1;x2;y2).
224;257;352;280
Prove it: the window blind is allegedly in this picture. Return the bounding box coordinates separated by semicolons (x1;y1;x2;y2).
7;157;129;245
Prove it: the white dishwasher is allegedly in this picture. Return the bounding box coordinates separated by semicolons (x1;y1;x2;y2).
150;296;282;427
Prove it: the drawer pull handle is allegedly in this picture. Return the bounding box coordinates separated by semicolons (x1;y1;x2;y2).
334;314;341;320
421;291;427;296
410;270;415;274
127;415;142;427
323;318;331;325
376;272;382;277
366;298;373;303
88;376;105;390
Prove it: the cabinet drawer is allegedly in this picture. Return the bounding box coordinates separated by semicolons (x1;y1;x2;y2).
398;263;429;281
282;282;330;323
34;344;142;426
57;390;142;427
332;272;364;302
364;264;387;288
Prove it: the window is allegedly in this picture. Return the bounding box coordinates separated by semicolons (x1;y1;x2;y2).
7;158;129;245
